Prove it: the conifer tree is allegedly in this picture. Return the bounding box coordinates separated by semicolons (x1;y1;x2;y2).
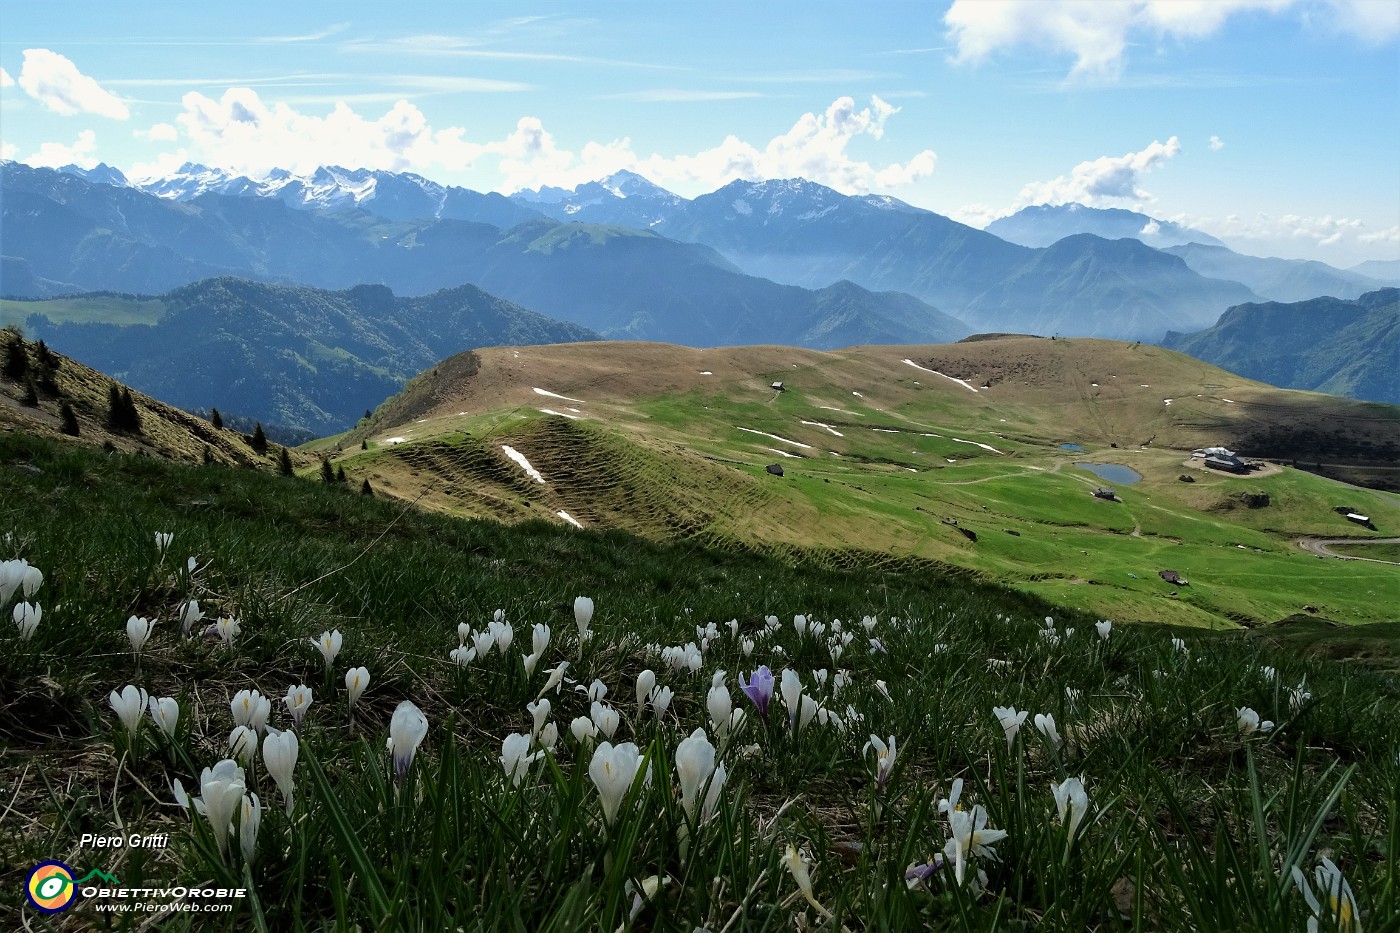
320;458;336;483
4;334;29;382
360;478;373;496
22;379;39;407
336;465;347;482
279;447;294;476
60;401;80;436
210;407;223;429
361;439;368;451
106;385;124;430
119;388;142;433
251;422;268;454
202;444;214;464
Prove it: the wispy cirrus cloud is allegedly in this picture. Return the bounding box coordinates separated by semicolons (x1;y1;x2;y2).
255;23;350;44
601;89;765;103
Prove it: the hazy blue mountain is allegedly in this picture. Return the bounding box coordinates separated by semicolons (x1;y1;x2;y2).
21;277;600;433
514;170;687;228
986;203;1227;249
57;162;131;187
1162;243;1388;302
1350;259;1400;285
1;163;965;350
1162;288;1400;404
961;234;1257;337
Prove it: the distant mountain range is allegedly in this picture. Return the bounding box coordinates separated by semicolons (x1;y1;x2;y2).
1162;288;1399;404
986;203;1227;249
3;162;966;350
3;162;1293;341
9;278;599;434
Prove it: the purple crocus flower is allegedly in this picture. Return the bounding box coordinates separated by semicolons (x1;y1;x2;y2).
739;665;776;718
905;855;945;886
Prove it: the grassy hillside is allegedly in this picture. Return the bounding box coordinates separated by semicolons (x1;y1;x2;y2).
0;330;309;472
313;338;1400;629
1;431;1396;931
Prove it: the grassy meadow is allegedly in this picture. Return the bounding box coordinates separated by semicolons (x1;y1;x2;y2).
2;432;1397;931
307;340;1400;630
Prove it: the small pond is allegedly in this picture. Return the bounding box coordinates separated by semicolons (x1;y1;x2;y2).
1059;443;1085;451
1075;462;1142;485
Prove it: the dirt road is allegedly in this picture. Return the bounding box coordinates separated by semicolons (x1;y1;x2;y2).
1296;537;1400;566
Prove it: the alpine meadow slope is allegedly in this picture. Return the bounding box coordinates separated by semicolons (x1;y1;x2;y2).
304;337;1400;630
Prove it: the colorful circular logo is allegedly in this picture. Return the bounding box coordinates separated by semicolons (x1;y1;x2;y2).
26;861;77;913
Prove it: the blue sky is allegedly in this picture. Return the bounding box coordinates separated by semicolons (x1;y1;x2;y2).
2;0;1397;264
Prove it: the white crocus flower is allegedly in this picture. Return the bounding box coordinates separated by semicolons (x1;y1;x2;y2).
147;696;179;738
387;701;429;778
571;715;598;744
229;725;258;767
109;684;148;734
216;616;241;646
589;741;644;826
522;651;540;677
793;614;808;636
450;645;476;666
491;620;514;653
13;601;41;640
635;669;657;716
471;629;496;658
179;599;203;636
311;629;342;669
1171;637;1187;654
538;661;569;698
538;721;558;752
532;623;551;657
590;701;620;740
1051;776;1091;848
1034;712;1062;748
993;706;1028;751
231;689;272;732
707;684;733;736
262;727;299;814
649;685;674;719
1096;620;1112;640
527;699;552;739
741;637;755;657
780;669;804;727
1237;707;1274;735
239;792;262;864
944;805;1008;884
284;684;313;732
126;615;154;655
574;596;594;639
154;531;173;556
345;666;370;712
500;732;543;787
1292;857;1362;933
585;678;607;703
674;727;717;820
865;734;897;789
198;759;246;861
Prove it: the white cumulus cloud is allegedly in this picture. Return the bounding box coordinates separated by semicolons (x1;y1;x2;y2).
17;48;128;119
944;0;1396;78
1358;225;1400;244
1016;136;1181;208
1209;135;1224;150
131;91;936;197
24;129;99;168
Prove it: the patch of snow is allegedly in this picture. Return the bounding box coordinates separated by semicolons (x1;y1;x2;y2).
385;437;406;445
539;408;581;420
800;420;844;437
1140;384;1150;388
737;427;813;449
501;445;545;483
1163;399;1173;406
568;407;581;413
767;448;800;459
534;387;584;403
873;428;899;434
557;510;583;529
731;199;752;216
852;391;864;397
1090;383;1099;387
829;451;840;457
952;438;1004;454
1222;398;1235;404
902;359;979;393
946;458;957;463
699;371;713;375
905;467;918;473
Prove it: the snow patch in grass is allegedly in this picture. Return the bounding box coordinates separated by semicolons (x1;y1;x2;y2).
952;438;1004;454
737;427;813;449
501;445;545;483
902;359;979;393
385;437;406;445
800;420;844;437
556;510;583;529
766;448;800;459
539;408;581;420
534;387;584;403
699;371;713;375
